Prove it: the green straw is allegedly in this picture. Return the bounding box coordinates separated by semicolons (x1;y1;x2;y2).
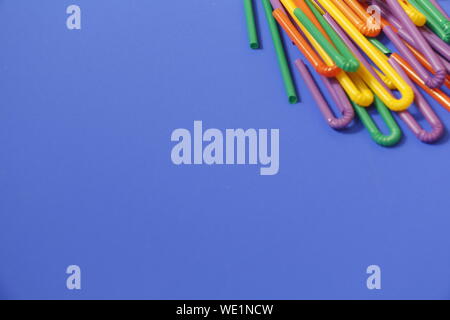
409;0;450;42
368;38;391;55
414;0;450;31
351;96;402;147
262;0;298;104
293;0;360;72
244;0;260;49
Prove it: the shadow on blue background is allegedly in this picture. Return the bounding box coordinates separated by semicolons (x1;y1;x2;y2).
0;0;449;299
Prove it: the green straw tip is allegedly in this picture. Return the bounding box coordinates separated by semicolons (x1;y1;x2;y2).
289;95;298;104
250;42;260;49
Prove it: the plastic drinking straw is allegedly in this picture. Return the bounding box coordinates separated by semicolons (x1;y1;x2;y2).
374;68;397;89
404;41;450;89
310;0;325;14
419;27;450;62
272;8;340;77
262;0;299;103
398;0;427;26
368;38;392;55
294;0;334;42
351;96;402;147
389;58;444;143
384;0;446;88
412;0;450;41
428;0;450;20
281;0;360;72
280;1;374;105
244;0;260;49
383;25;443;89
295;59;354;129
270;0;303;43
391;53;450;112
272;0;340;76
327;0;381;36
316;0;414;111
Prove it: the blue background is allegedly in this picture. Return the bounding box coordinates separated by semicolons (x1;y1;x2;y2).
0;0;449;300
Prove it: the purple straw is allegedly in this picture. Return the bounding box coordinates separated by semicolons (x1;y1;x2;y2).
419;27;450;62
381;24;438;89
382;25;447;88
372;0;450;66
385;0;446;88
389;57;444;143
295;59;354;129
394;25;450;73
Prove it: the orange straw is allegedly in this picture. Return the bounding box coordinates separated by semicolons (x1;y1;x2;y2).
273;8;340;77
391;53;450;112
328;0;381;36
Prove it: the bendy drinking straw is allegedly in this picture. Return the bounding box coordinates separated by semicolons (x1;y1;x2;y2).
353;95;403;146
262;0;299;103
382;25;444;89
390;58;444;143
404;42;450;89
295;59;354;129
244;0;260;49
391;53;450;112
351;96;402;147
369;38;392;55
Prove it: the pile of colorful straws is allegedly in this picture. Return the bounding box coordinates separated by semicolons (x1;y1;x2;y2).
244;0;450;146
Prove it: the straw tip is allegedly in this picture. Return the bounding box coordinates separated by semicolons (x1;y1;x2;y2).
289;95;299;104
250;42;260;49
